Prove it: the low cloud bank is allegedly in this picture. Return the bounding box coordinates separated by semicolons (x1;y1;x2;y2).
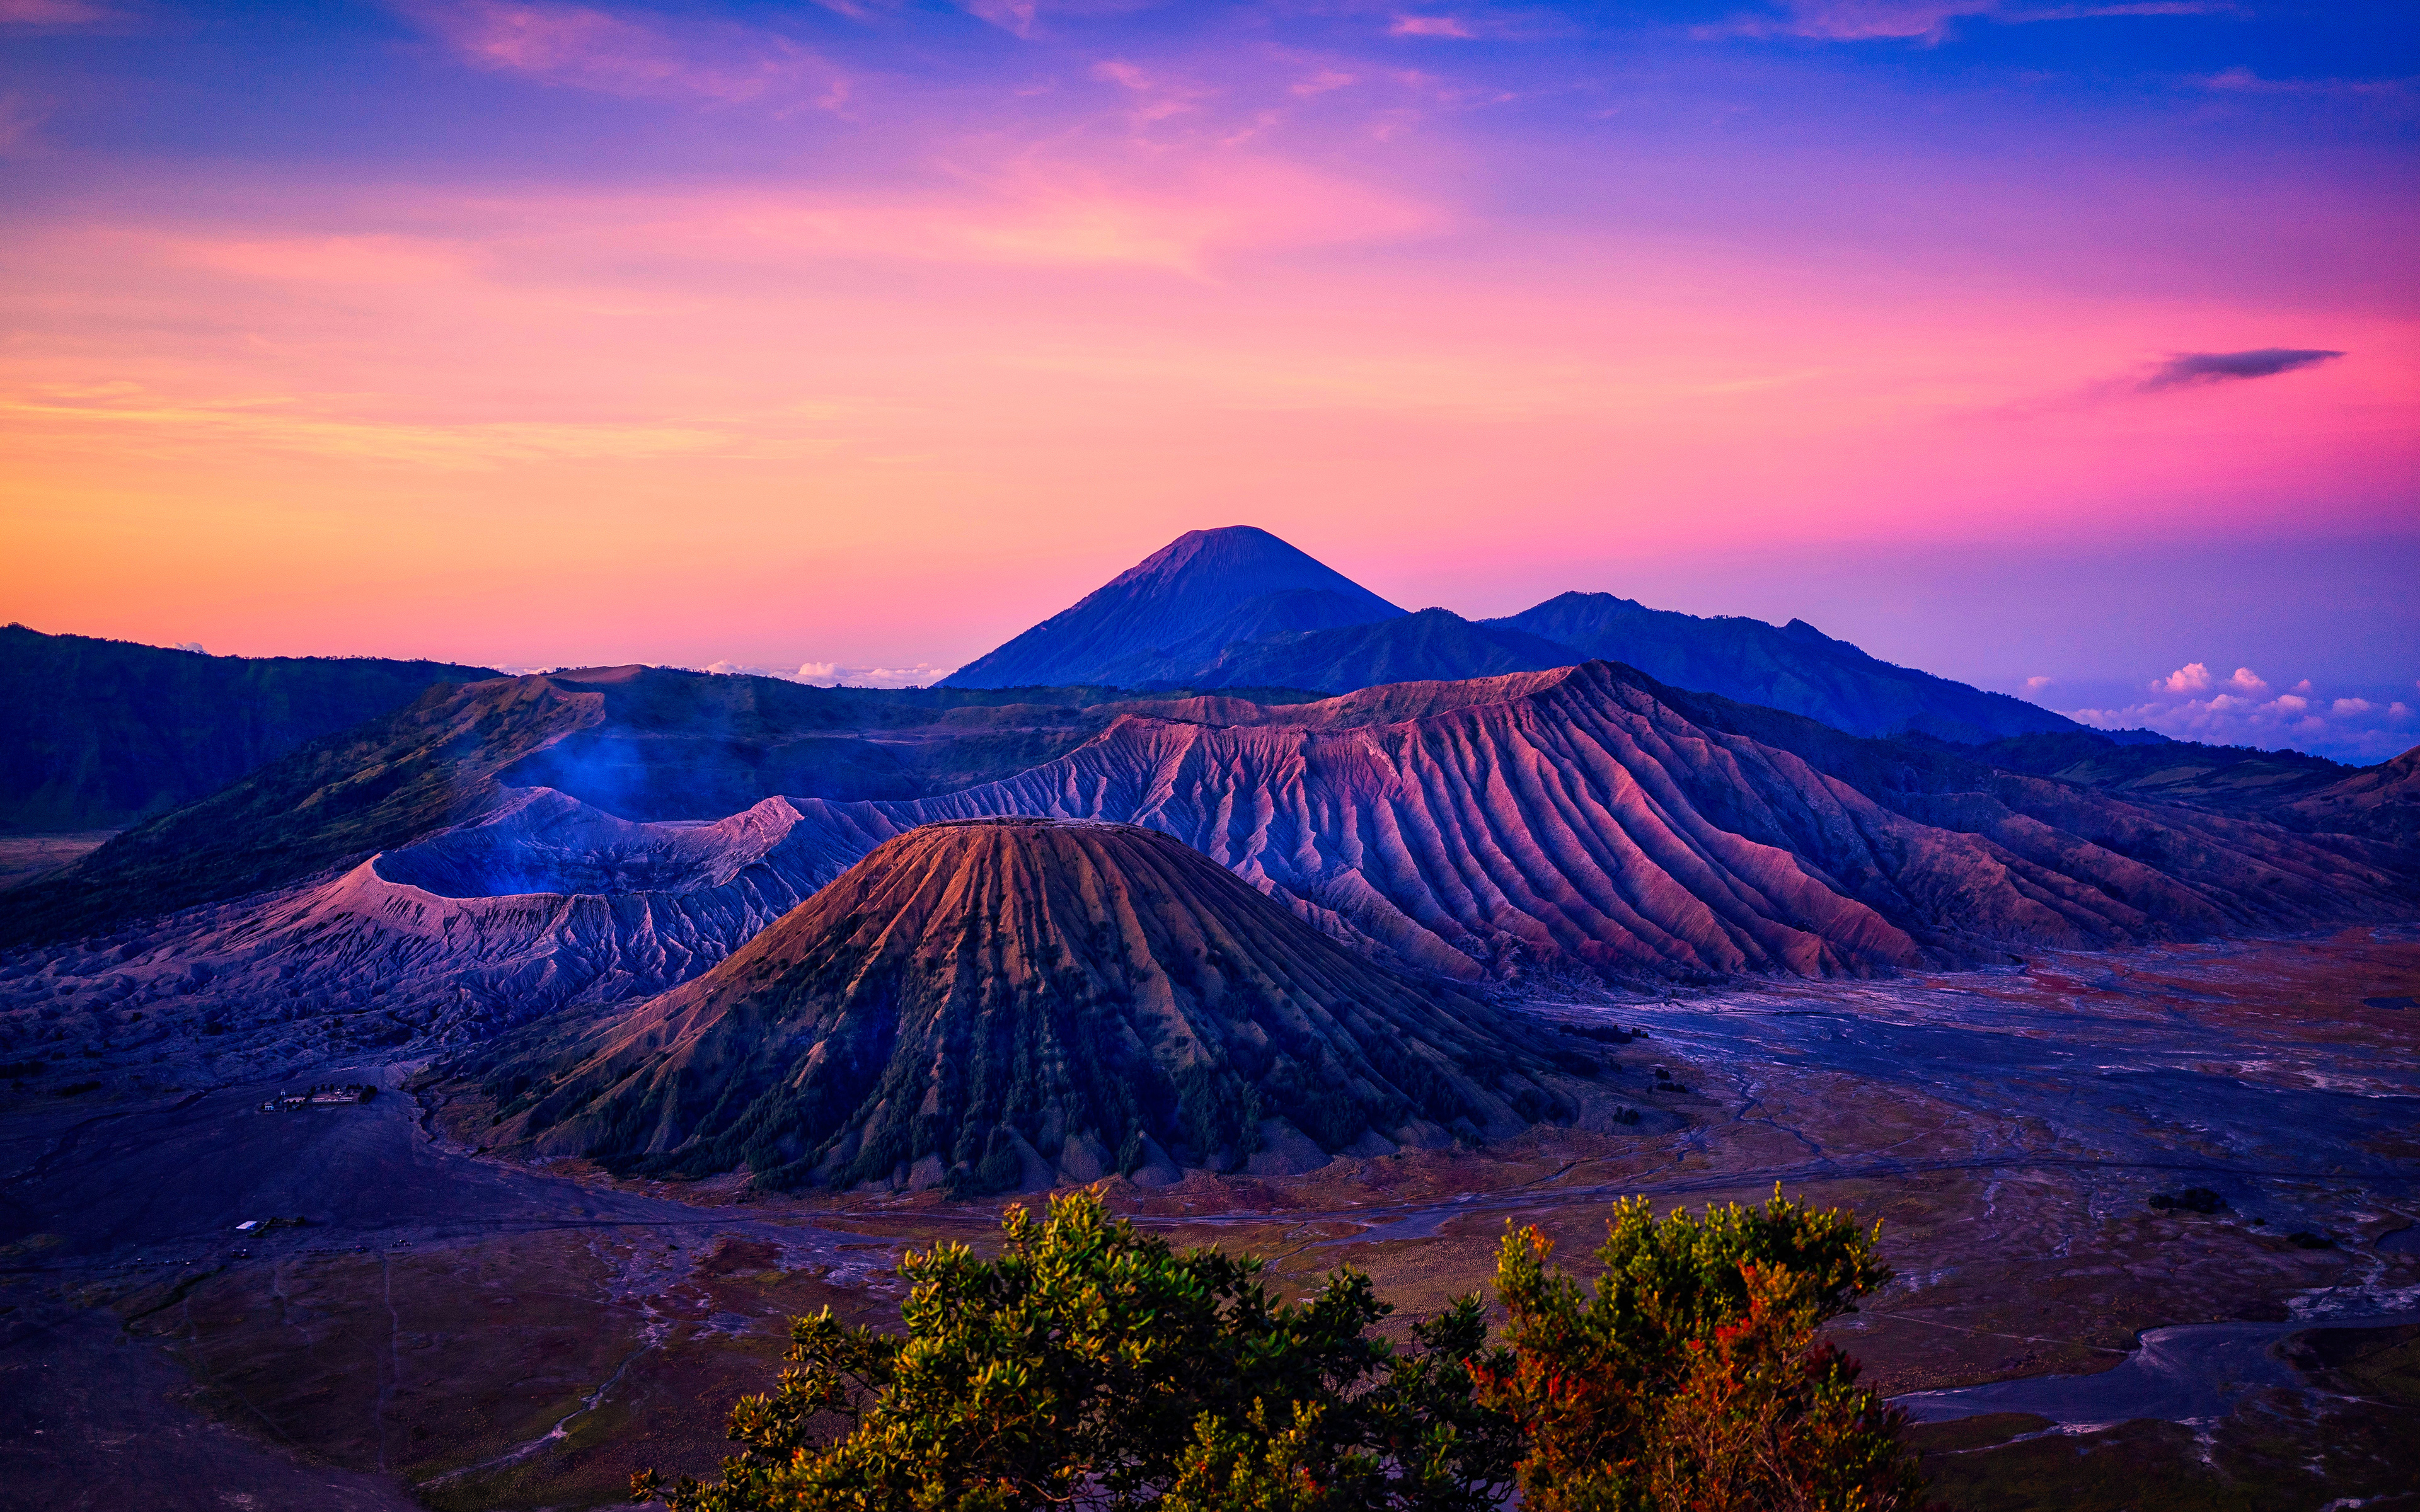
2066;663;2416;764
699;658;955;689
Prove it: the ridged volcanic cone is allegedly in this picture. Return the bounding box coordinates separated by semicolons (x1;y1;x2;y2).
471;818;1568;1192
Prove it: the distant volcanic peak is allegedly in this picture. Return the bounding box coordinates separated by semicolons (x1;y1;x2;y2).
481;815;1562;1194
1102;525;1378;595
939;526;1405;690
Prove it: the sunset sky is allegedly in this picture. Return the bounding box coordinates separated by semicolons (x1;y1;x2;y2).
3;1;2414;757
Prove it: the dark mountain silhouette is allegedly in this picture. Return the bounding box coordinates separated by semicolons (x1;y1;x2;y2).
465;819;1569;1191
1128;609;1576;696
1486;593;2075;743
938;527;1405;689
940;529;2078;743
0;624;493;832
1941;729;2354;815
0;672;596;950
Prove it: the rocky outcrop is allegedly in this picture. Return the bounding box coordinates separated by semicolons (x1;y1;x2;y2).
466;820;1564;1191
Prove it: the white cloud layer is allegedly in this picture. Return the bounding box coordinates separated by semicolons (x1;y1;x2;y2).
2068;662;2418;764
698;658;955;689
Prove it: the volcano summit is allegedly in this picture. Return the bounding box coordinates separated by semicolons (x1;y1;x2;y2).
466;818;1571;1193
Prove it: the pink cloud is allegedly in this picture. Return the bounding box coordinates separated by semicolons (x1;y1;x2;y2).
1390;15;1477;38
172;234;478;285
594;160;1443;275
2205;67;2419;100
406;1;847;107
0;0;115;24
1706;1;2231;42
1292;68;1359;98
961;0;1035;38
0;94;45;156
2152;661;2213;694
2073;666;2416;763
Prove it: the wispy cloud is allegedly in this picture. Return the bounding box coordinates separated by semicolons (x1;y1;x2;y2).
405;1;848;108
0;381;742;468
0;93;47;156
2139;347;2344;392
960;0;1035;38
1391;14;1477;38
2204;67;2419;100
0;0;117;25
1704;0;2230;42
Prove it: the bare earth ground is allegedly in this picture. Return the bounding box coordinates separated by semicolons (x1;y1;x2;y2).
3;927;2415;1509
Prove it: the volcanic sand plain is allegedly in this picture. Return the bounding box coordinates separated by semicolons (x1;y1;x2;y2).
3;928;2416;1510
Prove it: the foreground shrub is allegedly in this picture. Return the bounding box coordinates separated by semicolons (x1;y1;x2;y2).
635;1187;1927;1511
633;1190;1516;1511
1478;1191;1930;1512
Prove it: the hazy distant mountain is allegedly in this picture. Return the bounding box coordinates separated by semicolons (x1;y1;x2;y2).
465;818;1569;1191
1947;728;2353;815
1488;593;2075;744
0;624;495;832
945;529;2081;744
938;527;1406;689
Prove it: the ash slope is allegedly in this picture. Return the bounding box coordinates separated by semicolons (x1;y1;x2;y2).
6;667;2409;1083
468;820;1568;1192
837;663;2414;982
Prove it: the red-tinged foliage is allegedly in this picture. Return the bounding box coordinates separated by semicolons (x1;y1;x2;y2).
1475;1189;1934;1512
633;1186;1931;1511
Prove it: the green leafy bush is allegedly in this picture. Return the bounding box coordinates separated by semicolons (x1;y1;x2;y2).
635;1188;1927;1511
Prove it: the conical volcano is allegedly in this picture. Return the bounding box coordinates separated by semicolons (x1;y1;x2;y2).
938;526;1405;689
471;819;1567;1192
